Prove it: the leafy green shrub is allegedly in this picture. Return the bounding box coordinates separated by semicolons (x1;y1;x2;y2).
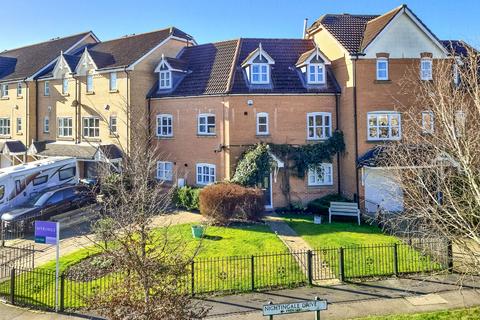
199;183;264;225
173;186;201;211
231;143;273;187
307;194;352;215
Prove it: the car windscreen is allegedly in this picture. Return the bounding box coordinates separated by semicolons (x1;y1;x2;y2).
33;192;54;207
25;192;48;207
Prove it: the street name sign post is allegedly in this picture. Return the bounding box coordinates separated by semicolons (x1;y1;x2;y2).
35;221;60;311
263;297;327;319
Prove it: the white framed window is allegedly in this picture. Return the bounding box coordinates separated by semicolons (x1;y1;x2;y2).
16;117;22;133
44;116;50;133
17;83;22;96
156;114;173;137
307;63;325;84
0;118;10;135
198;113;215;135
307;112;332;140
453;63;460;86
1;84;8;97
251;63;269;84
376;58;389;80
308;163;333;186
420;58;432;80
86;74;94;93
367;112;401;141
57;117;72;137
109;72;117;91
62;77;68;95
159;70;171;89
109;116;117;135
44;81;50;96
156;161;173;181
455;111;466;138
82;117;100;137
196;163;216;185
421;111;434;134
256;112;269;135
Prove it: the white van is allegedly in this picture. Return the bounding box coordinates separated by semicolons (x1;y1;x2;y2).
0;157;78;214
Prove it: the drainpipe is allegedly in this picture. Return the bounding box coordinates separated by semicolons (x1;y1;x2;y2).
23;79;29;160
124;67;130;154
35;80;39;141
335;93;341;193
147;97;151;142
351;53;365;203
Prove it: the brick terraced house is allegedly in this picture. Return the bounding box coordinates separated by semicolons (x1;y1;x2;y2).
0;4;473;210
148;38;341;208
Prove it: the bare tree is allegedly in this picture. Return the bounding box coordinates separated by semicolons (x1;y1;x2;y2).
85;129;208;319
376;44;480;277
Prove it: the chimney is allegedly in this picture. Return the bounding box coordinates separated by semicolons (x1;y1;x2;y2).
303;18;309;39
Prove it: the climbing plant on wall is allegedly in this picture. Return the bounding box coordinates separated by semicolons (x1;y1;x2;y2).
232;131;345;204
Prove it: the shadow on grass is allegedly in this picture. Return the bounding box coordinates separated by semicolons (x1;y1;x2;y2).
278;213;388;237
202;235;223;241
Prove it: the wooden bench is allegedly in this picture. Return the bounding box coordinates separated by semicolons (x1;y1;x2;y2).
329;201;361;225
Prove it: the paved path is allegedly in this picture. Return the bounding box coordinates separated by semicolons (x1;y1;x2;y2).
3;211;204;267
264;213;335;282
201;274;480;319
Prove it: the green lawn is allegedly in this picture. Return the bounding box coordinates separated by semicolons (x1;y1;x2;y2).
280;214;444;278
354;307;480;319
1;222;305;309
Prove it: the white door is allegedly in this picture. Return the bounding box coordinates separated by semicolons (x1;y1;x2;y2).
364;168;404;213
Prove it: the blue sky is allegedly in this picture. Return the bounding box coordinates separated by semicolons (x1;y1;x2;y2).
1;0;478;51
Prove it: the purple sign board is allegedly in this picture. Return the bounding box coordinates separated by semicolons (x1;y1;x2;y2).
35;221;58;245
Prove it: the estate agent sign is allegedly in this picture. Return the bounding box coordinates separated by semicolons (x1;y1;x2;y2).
35;221;60;311
263;297;327;319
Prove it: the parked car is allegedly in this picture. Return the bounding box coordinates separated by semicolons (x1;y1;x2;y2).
0;185;96;223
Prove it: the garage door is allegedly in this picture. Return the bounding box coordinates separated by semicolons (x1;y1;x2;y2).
364;168;404;213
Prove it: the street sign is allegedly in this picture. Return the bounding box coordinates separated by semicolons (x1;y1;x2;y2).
34;221;58;244
34;221;60;312
263;299;327;316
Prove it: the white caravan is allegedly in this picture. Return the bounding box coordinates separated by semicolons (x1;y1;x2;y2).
0;157;78;214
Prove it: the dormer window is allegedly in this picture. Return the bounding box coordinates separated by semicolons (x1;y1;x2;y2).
241;43;275;86
251;63;269;84
159;70;171;89
308;63;325;84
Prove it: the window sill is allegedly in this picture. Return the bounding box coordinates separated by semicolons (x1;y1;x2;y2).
156;136;174;140
85;91;95;95
43;131;50;135
366;139;401;143
197;134;217;138
307;184;334;189
61;93;70;97
16;132;23;136
1;97;9;100
83;137;101;142
256;134;270;138
57;137;74;141
306;138;328;142
16;95;23;99
109;90;119;94
0;135;11;139
374;80;391;84
109;134;119;138
44;95;50;97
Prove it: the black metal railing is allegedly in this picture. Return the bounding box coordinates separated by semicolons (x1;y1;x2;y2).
0;239;451;312
0;244;35;280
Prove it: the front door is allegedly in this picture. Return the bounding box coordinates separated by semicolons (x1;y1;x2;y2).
259;173;273;209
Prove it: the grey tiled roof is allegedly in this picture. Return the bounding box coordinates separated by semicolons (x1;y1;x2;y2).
32;142;97;159
442;40;477;56
0;32;92;82
149;38;340;98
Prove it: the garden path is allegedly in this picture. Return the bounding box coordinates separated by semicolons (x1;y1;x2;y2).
264;212;336;283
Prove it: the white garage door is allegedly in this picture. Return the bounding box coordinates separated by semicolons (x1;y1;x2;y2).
364;168;404;213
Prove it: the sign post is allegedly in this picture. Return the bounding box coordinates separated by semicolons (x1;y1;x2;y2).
262;297;327;319
35;221;60;312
